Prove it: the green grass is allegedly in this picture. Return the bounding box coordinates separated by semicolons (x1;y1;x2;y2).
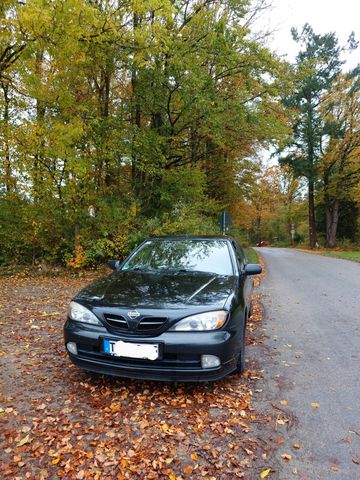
321;251;360;262
244;247;259;264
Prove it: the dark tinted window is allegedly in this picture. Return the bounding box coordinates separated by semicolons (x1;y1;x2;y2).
232;241;245;269
122;240;233;275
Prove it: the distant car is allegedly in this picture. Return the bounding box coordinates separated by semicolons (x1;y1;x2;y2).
64;236;262;382
256;240;269;247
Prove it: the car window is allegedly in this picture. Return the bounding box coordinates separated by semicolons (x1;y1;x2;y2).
122;239;234;276
232;242;246;269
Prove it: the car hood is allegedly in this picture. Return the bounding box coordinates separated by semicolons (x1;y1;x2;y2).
75;270;236;309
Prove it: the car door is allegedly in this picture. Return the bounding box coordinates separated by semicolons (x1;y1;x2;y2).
232;242;252;315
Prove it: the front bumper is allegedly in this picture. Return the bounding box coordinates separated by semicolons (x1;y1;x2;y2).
64;320;239;382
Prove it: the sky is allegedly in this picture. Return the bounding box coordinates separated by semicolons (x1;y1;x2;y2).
253;0;360;70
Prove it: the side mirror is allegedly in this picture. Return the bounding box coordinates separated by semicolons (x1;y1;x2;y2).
107;260;120;270
244;263;262;275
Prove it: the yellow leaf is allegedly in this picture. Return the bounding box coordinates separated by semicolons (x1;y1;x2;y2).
168;473;176;480
52;455;61;465
161;423;169;432
17;434;31;447
260;469;271;478
190;453;198;461
311;402;320;408
280;400;288;406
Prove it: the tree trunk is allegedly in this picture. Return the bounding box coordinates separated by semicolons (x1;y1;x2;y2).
325;199;339;248
131;12;143;196
33;51;46;200
1;82;12;192
308;179;318;248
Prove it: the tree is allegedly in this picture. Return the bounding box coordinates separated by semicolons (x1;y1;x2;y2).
278;24;357;248
0;0;27;193
320;68;360;247
0;0;292;266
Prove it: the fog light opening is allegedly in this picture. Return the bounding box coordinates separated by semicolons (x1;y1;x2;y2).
67;342;78;355
201;355;221;369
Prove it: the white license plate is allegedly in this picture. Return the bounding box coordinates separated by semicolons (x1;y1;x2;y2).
104;339;159;361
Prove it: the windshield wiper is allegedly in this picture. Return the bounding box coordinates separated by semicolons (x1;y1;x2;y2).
174;269;214;275
127;267;153;272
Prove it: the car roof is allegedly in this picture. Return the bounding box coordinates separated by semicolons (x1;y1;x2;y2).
144;235;236;242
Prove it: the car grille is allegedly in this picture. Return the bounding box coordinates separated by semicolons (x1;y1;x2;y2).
103;314;128;331
77;344;201;368
137;317;167;332
103;314;168;335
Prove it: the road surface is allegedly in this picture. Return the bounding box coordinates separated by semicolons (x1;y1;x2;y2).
252;248;360;480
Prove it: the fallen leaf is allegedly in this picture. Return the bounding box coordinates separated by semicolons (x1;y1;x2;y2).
183;466;193;474
280;400;288;406
190;453;198;461
311;402;320;408
51;455;61;465
260;468;271;478
293;444;301;449
330;466;339;472
274;437;284;445
281;454;292;461
17;434;31;447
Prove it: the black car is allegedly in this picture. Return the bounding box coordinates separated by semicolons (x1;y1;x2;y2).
64;236;261;381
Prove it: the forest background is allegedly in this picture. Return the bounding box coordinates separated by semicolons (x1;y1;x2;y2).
1;0;359;268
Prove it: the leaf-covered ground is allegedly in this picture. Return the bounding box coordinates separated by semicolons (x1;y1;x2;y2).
0;271;271;480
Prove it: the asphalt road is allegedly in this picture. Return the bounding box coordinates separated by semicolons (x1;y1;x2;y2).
253;248;360;480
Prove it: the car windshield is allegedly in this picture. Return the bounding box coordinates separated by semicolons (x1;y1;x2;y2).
122;239;233;275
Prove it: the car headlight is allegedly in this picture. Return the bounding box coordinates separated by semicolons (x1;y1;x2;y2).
68;301;102;325
169;311;228;331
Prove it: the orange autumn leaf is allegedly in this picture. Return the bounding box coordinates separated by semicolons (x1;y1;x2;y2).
183;466;193;474
281;454;292;461
51;455;61;465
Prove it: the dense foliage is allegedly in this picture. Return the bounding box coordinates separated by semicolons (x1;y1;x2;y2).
0;0;292;266
0;2;359;267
